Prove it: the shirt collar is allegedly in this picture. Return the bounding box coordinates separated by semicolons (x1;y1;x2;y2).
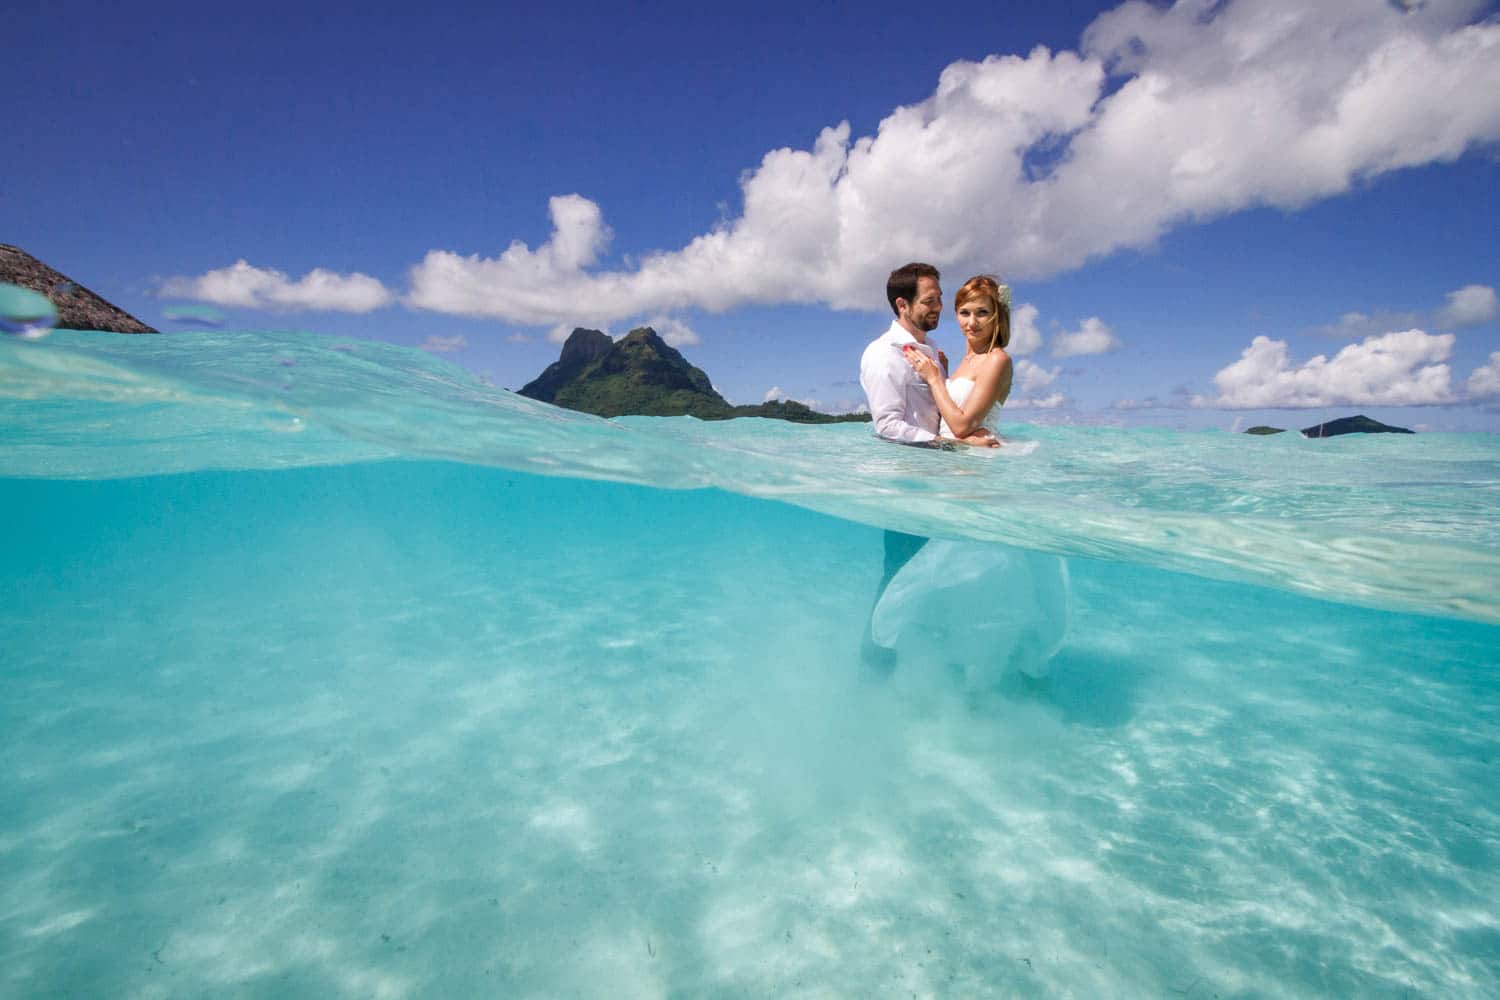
885;319;923;345
885;319;935;352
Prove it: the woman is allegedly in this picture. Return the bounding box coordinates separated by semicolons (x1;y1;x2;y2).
901;274;1014;446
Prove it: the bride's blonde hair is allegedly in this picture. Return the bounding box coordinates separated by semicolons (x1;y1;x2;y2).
955;275;1010;352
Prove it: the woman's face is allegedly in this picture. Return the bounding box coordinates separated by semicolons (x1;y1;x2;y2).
956;296;997;346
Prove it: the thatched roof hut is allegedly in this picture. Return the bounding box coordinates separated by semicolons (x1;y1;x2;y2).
0;244;157;334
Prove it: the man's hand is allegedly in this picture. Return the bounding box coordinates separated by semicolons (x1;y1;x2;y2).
937;349;949;377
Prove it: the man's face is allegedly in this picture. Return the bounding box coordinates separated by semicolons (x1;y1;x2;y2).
900;276;943;339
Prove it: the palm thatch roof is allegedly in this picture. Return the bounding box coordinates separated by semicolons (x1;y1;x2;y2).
0;244;157;334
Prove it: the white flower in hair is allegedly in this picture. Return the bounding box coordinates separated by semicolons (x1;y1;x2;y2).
997;284;1011;308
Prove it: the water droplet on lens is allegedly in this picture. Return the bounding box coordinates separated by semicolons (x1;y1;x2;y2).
0;283;58;340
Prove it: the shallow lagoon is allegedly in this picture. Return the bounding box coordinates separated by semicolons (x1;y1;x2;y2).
2;332;1497;997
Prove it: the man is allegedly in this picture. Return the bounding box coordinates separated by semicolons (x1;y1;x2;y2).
857;262;947;672
859;262;945;444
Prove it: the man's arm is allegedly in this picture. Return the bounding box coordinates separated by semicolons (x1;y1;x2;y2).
862;344;938;444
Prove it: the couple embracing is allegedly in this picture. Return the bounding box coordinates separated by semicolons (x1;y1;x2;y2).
860;262;1013;449
857;262;1069;684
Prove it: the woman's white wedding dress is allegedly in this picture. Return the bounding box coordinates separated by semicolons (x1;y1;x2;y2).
938;377;996;438
870;540;1070;682
873;377;1069;682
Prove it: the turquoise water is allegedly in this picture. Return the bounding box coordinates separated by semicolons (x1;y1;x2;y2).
3;330;1498;997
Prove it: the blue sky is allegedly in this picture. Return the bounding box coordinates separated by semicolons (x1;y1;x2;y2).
8;0;1500;430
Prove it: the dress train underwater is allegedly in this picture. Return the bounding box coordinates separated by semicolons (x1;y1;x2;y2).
870;539;1070;683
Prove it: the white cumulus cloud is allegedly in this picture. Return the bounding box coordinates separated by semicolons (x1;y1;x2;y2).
419;334;468;353
1008;359;1068;408
402;1;1500;328
408;195;618;325
1309;309;1414;340
1438;284;1499;327
1015;358;1061;394
1008;391;1067;410
1008;303;1043;355
1051;317;1120;358
1467;351;1500;398
646;316;701;348
546;323;586;344
763;385;786;403
1197;328;1457;409
1311;283;1498;338
159;260;394;313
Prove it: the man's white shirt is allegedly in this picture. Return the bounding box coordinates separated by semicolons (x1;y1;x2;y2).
860;320;940;444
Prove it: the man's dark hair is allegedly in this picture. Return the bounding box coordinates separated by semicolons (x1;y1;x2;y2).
887;262;940;316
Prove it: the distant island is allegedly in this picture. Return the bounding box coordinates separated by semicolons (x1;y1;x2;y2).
1245;414;1414;437
519;326;869;424
0;245;156;334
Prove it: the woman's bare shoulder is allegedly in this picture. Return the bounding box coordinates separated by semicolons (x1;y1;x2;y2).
977;349;1012;374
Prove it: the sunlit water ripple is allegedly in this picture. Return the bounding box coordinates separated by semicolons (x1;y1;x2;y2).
4;329;1498;623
